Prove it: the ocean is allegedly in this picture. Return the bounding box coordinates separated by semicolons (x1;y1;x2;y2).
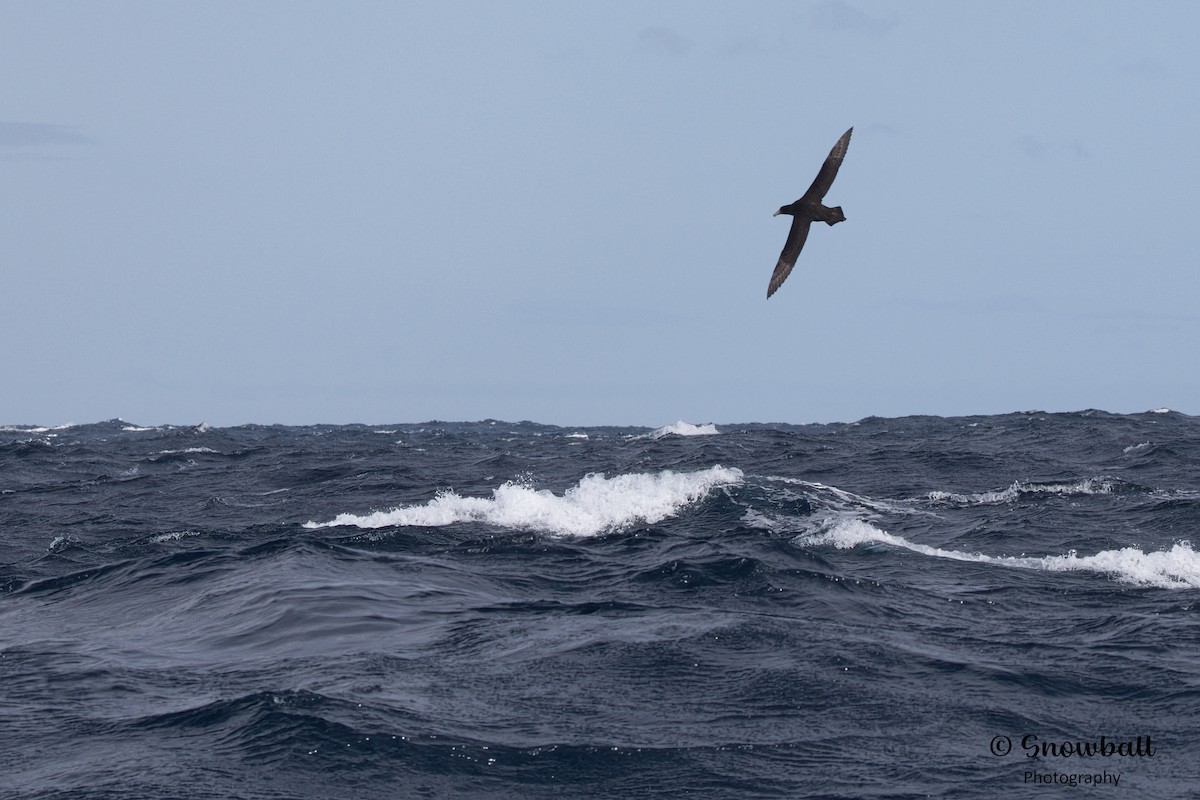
1;411;1197;799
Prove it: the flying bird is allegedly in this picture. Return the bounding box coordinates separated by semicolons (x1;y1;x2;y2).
767;127;853;298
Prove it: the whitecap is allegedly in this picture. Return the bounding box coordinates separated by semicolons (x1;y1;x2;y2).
1;423;72;433
648;421;720;439
798;517;1200;589
304;466;744;537
927;478;1114;506
151;530;202;543
47;535;82;553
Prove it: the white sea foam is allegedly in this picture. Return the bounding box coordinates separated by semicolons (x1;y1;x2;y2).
151;530;202;543
122;424;160;432
927;478;1114;506
566;433;589;440
799;517;1200;589
1123;442;1151;454
47;534;82;553
305;466;744;537
158;447;218;455
1149;408;1171;414
1;423;72;433
767;476;935;517
648;421;720;439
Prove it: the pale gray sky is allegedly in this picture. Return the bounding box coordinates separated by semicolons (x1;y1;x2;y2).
4;1;1198;426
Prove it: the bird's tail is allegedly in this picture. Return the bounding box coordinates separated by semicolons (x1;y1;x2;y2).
825;206;846;226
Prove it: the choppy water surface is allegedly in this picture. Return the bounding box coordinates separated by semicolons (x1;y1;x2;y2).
2;411;1197;798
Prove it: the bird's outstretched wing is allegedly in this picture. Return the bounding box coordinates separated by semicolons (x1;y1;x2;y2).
766;217;812;298
801;127;853;202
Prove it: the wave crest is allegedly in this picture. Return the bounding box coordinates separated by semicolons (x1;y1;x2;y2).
927;478;1115;506
305;466;744;537
648;421;720;439
800;518;1200;589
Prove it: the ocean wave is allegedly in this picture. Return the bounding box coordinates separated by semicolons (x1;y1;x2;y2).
799;517;1200;589
0;423;72;433
766;476;934;517
926;478;1115;506
305;466;744;537
647;421;720;439
150;530;203;543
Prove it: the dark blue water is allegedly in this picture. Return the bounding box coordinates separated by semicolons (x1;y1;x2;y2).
2;412;1197;798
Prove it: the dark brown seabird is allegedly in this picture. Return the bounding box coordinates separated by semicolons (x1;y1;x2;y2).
767;127;853;298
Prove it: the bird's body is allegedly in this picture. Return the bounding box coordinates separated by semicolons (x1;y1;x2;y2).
767;127;853;298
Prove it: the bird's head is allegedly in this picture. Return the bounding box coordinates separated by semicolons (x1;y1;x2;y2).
773;206;789;217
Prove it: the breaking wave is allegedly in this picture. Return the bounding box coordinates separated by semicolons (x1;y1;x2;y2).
305;466;744;537
647;421;720;439
799;517;1200;589
927;478;1116;506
